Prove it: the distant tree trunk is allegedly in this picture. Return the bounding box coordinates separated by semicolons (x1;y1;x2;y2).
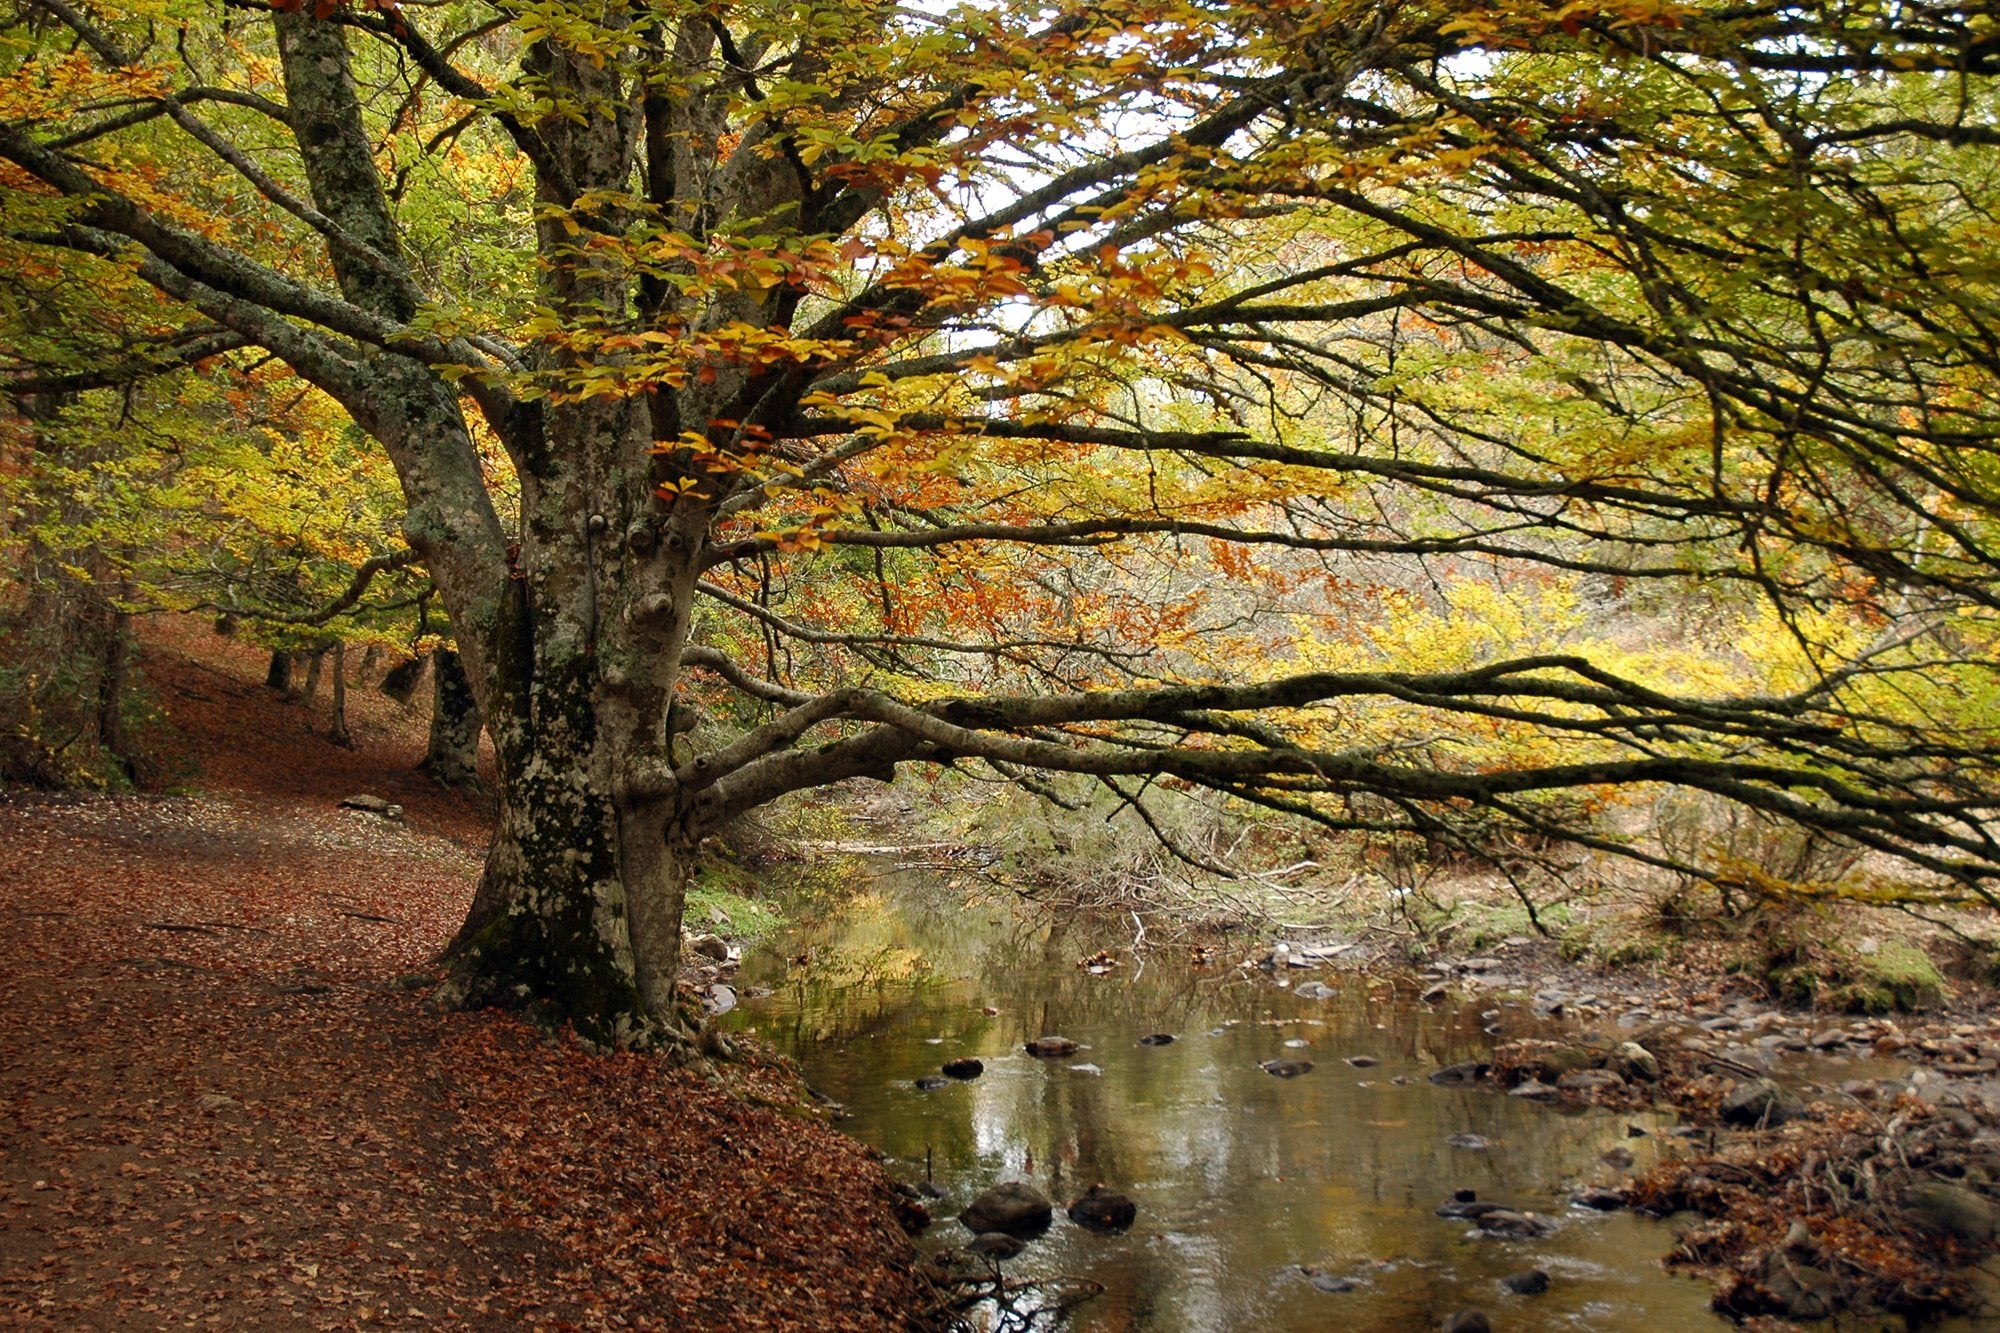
95;607;135;782
421;647;482;790
301;646;326;704
358;644;381;681
328;640;352;747
264;648;293;695
379;653;427;703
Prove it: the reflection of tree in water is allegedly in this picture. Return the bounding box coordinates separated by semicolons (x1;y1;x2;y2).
730;859;1721;1332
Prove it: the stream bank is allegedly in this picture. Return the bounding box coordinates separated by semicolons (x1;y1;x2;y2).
715;849;2000;1332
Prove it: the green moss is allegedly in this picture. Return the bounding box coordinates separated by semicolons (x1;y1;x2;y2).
1832;941;1944;1013
1457;900;1574;952
686;867;786;944
1557;916;1670;968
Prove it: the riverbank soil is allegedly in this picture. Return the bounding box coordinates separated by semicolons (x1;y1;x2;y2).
0;620;930;1332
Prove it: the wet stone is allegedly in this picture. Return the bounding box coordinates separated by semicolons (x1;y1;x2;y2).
1557;1069;1626;1093
1068;1184;1138;1233
1262;1059;1314;1078
1025;1036;1078;1057
961;1182;1053;1237
941;1057;984;1079
1501;1268;1550;1295
1904;1182;1999;1241
1430;1061;1490;1086
1300;1266;1359;1293
1137;1033;1176;1046
1719;1077;1807;1127
1442;1308;1492;1332
1475;1209;1555;1239
914;1075;951;1091
966;1232;1027;1261
1437;1196;1507;1220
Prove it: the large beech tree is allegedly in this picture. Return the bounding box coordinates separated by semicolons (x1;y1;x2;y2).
7;0;2000;1043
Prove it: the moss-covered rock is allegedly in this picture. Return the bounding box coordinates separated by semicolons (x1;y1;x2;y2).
1831;941;1944;1013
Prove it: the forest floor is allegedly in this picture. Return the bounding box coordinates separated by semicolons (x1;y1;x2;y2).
0;621;933;1332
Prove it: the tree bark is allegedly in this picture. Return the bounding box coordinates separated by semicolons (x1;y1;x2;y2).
379;653;428;703
421;647;482;788
328;640;352;747
301;646;325;704
264;648;293;695
95;607;135;783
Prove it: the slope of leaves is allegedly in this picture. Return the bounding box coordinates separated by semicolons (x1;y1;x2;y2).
0;622;930;1332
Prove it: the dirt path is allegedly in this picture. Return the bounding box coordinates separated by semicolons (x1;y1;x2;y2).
0;628;930;1332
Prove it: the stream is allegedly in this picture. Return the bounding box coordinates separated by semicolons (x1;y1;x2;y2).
721;855;1858;1331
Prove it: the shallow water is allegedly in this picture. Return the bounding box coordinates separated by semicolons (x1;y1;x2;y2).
722;860;1849;1331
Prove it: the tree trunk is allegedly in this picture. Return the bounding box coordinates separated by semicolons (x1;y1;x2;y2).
264;649;293;695
301;646;325;704
328;640;352;747
95;607;135;783
420;648;482;789
434;636;695;1049
379;653;428;703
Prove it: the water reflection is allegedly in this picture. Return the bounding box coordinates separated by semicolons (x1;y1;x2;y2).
729;861;1732;1331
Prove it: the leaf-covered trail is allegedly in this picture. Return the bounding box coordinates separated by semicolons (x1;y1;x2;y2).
0;630;930;1331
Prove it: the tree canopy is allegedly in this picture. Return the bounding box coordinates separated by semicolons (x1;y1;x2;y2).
5;0;2000;1042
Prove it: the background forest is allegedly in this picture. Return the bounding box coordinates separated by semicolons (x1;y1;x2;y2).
3;0;2000;1038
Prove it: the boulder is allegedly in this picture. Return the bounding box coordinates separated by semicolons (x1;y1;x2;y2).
893;1198;932;1233
687;933;730;962
1442;1310;1491;1333
1495;1040;1600;1084
1572;1186;1626;1211
1475;1209;1554;1239
942;1057;984;1080
1557;1070;1626;1093
961;1182;1054;1237
1067;1184;1137;1233
1299;1266;1358;1293
1501;1268;1550;1295
1760;1250;1841;1320
1262;1058;1314;1078
966;1232;1026;1260
1436;1191;1506;1220
1430;1061;1491;1086
1615;1041;1661;1082
1719;1078;1807;1128
1025;1036;1078;1057
1904;1181;1999;1242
